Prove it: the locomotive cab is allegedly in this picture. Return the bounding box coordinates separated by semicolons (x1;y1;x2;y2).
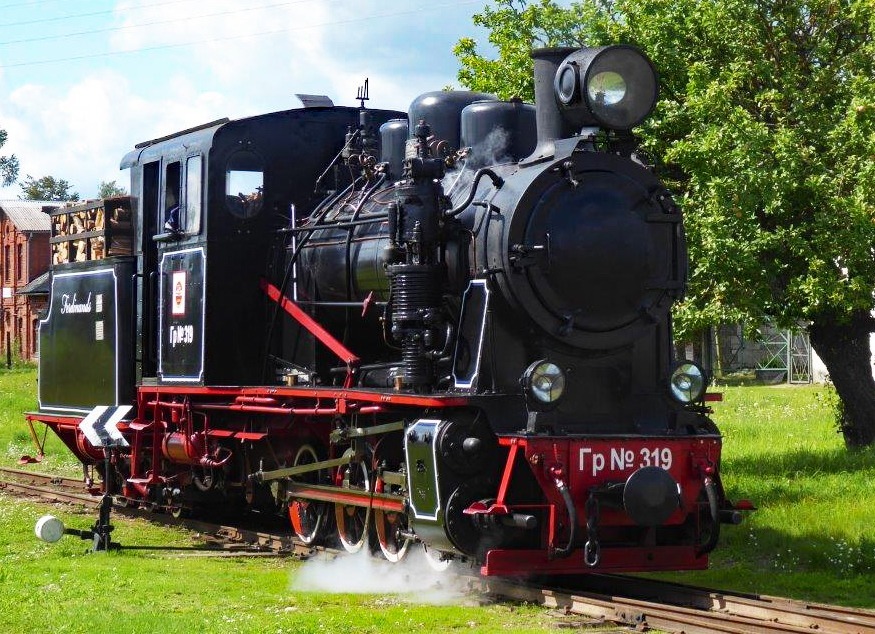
119;106;404;387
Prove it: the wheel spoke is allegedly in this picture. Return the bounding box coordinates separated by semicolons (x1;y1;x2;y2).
371;432;410;562
289;444;328;545
335;460;371;553
375;508;411;563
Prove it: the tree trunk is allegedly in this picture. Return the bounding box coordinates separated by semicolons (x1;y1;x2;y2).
809;310;875;448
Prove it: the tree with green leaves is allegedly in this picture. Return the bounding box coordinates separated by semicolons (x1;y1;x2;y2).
456;0;875;447
98;180;127;198
19;174;79;202
0;128;19;187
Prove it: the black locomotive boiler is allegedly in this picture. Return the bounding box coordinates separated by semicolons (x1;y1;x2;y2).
28;45;748;575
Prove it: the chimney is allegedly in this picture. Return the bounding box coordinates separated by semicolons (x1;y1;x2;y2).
529;47;577;158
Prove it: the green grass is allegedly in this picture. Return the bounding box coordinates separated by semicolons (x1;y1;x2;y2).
0;496;560;633
0;366;83;477
3;367;875;627
652;384;875;606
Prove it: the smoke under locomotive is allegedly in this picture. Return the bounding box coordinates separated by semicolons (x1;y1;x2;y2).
27;45;748;574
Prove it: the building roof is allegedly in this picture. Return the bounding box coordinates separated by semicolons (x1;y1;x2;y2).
0;200;58;232
17;270;50;296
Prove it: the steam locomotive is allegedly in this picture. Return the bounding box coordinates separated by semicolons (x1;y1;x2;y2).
27;45;747;575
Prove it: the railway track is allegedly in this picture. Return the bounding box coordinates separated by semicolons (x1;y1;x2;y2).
0;466;99;505
3;466;874;633
0;466;308;556
485;577;875;634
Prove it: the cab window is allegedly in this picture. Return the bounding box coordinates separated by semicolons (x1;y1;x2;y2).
225;150;264;218
185;155;202;234
162;157;202;236
163;161;181;233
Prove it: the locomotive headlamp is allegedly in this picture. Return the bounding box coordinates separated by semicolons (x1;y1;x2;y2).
522;360;566;407
555;64;579;105
669;362;707;403
553;45;658;130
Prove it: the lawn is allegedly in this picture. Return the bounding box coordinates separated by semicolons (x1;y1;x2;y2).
0;496;556;633
2;365;875;634
0;365;82;477
652;382;875;606
0;366;579;633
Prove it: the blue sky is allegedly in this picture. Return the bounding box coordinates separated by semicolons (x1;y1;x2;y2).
0;0;499;199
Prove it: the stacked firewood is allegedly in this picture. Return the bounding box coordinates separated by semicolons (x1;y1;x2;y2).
51;204;105;264
51;198;133;264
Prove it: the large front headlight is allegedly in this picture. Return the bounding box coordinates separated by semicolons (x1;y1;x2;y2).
553;45;658;130
522;360;566;407
669;362;707;403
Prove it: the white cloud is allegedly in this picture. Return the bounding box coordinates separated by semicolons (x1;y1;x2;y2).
109;0;335;84
0;0;487;198
106;0;474;109
0;69;236;199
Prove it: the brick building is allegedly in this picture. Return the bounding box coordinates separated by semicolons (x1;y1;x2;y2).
0;201;57;362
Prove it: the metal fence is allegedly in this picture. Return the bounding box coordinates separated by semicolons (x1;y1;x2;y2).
682;323;812;384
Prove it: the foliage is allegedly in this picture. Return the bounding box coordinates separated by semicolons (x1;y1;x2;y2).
457;0;875;334
97;180;127;198
0;128;19;187
455;0;593;100
19;174;80;202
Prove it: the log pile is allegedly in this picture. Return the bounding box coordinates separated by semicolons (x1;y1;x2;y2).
51;197;133;265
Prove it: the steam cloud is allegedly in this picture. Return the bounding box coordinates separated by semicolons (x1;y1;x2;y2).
444;127;512;206
466;126;512;169
290;548;475;605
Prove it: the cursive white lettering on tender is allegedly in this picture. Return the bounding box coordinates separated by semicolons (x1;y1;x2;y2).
60;292;93;314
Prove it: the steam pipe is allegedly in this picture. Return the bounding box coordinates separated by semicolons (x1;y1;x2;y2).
444;168;505;218
426;322;455;360
200;448;232;469
696;477;721;555
284;215;389;233
233;396;279;406
552;477;577;559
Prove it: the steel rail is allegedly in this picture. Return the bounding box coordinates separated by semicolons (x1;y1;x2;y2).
0;478;101;507
0;467;307;556
573;574;875;634
0;466;90;491
485;577;875;634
